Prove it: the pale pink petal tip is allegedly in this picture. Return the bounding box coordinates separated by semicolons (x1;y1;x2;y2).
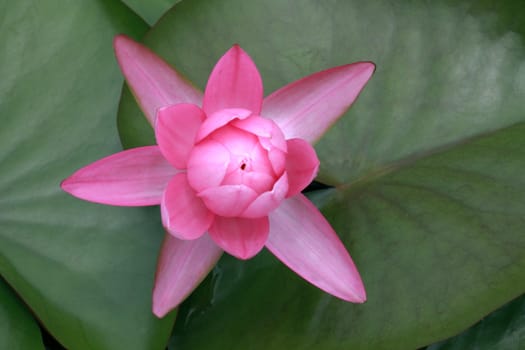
262;61;375;143
203;45;263;115
61;146;178;206
113;35;202;126
267;194;366;303
153;234;223;317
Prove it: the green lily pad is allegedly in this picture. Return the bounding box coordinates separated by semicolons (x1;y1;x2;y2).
0;1;176;349
428;293;525;350
116;0;525;349
0;279;44;350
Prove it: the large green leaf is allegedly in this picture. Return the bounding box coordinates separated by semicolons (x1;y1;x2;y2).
428;293;525;350
0;279;44;350
116;0;525;349
0;1;176;349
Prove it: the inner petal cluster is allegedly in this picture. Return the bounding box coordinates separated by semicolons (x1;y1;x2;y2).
186;109;287;218
217;127;275;192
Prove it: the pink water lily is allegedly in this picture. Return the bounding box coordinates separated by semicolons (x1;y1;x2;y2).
61;35;375;317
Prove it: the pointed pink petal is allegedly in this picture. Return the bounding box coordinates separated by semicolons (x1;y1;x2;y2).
155;104;205;169
114;35;203;126
61;146;178;206
262;62;375;143
266;194;366;302
153;234;223;317
161;173;214;240
202;45;263;115
209;216;269;260
285;138;320;197
198;185;258;217
241;173;288;218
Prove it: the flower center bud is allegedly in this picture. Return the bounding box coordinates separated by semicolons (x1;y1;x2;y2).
186;111;289;218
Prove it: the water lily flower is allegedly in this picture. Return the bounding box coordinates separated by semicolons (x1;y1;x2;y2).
61;35;375;317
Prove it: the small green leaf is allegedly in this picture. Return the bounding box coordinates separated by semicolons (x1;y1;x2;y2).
428;294;525;350
0;279;45;350
121;0;181;25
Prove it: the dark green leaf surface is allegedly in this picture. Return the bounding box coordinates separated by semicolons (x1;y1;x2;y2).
428;293;525;350
121;0;181;25
0;1;175;349
116;0;525;349
0;279;45;350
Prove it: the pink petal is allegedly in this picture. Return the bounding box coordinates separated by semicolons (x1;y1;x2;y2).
262;62;375;143
209;126;276;192
231;116;272;137
232;116;287;152
187;139;230;192
266;194;366;303
241;173;289;218
198;185;258;217
268;148;287;177
114;35;203;126
153;234;223;317
285;138;320;197
161;174;214;240
207;125;258;158
202;45;263;115
222;171;275;195
209;216;269;260
196;108;252;142
155;104;205;169
61;146;178;206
